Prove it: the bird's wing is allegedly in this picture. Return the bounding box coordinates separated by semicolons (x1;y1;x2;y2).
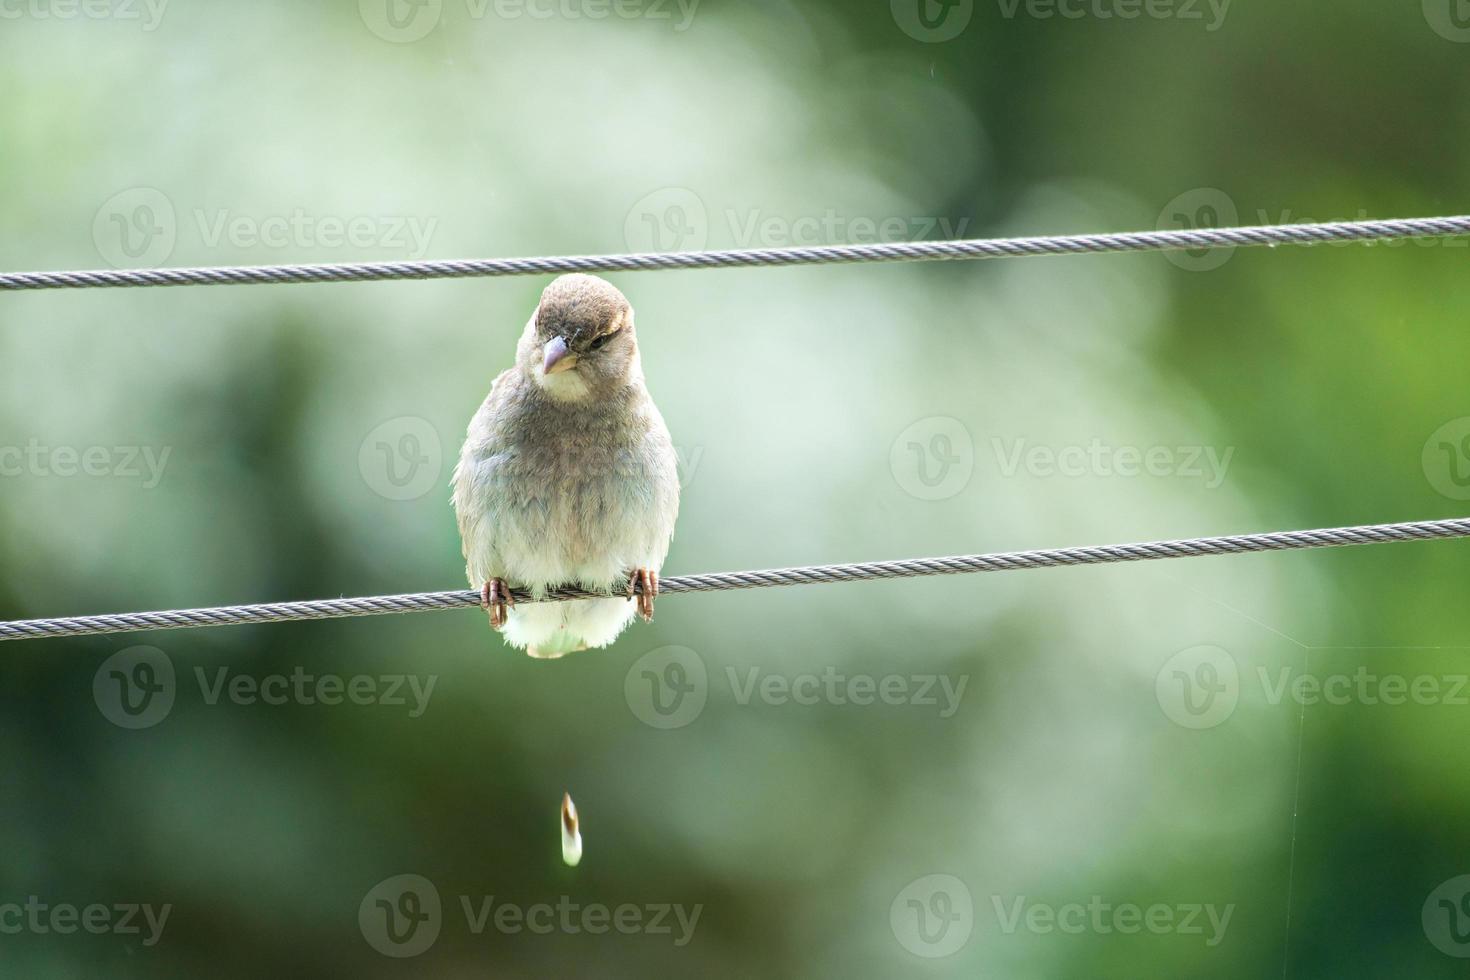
638;400;683;569
451;368;518;573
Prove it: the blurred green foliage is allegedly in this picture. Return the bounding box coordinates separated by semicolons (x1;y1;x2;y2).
3;0;1470;975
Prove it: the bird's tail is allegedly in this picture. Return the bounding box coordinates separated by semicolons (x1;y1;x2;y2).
526;630;589;660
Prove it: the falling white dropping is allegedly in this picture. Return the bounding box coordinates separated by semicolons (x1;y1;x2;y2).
561;793;583;867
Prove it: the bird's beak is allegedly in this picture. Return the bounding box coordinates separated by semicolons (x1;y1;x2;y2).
543;336;576;375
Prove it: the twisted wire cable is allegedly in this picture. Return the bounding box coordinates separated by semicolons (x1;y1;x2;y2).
2;517;1466;641
4;215;1470;291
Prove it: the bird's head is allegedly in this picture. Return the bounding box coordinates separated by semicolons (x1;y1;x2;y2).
519;274;640;402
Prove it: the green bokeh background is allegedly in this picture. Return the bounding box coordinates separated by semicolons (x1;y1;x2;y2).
3;0;1470;975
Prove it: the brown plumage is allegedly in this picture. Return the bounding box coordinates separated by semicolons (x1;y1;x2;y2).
451;274;680;658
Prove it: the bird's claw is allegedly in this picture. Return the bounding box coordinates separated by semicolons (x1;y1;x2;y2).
480;578;514;630
627;568;658;622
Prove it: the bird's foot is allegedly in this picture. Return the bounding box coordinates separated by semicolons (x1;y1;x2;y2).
626;568;659;622
480;578;515;630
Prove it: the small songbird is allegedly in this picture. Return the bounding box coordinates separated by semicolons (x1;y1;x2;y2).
451;274;680;658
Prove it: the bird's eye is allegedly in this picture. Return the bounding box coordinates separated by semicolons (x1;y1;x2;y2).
589;332;615;351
